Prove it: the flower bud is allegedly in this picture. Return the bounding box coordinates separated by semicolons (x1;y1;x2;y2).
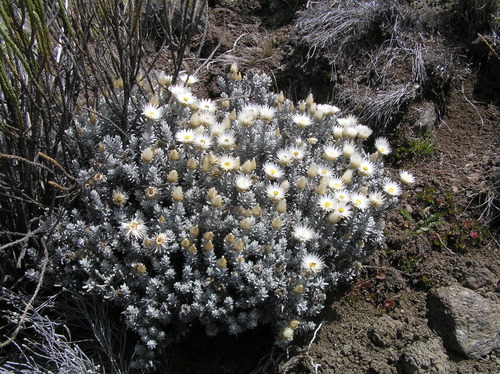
289;320;300;329
203;231;214;240
181;238;190;248
252;205;262;216
89;112;98;124
211;195;223;207
240;218;252;230
172;186;184;201
277;91;285;104
341;169;353;185
271;217;282;229
188;244;197;254
166;170;179;183
327;212;342;224
298;100;306;112
296;176;307;190
233;239;244;251
293;284;304;294
276;200;287;213
204;240;214;251
145;187;158;199
168;149;180;161
280;327;294;341
207;187;218;200
187;158;198;170
307;163;317;178
306;93;314;106
190;112;200;127
225;233;236;243
217;256;227;268
190;225;199;236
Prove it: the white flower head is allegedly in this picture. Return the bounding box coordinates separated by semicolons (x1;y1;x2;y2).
333;202;352;218
266;183;286;201
337;115;358;127
198;99;217;113
218;154;240;172
289;146;305;160
155;71;173;86
277;149;294;166
351;193;369;210
399;170;415;185
142;103;162;121
112;189;128;206
317;164;333;178
263;162;284;179
292;114;312;128
259;105;276;121
293;225;315;242
210;123;227;136
217;132;236;149
356;125;373;140
323;144;342;161
234;174;253;191
318;194;336;212
369;190;386;207
332;126;344;139
342;142;357;158
170;85;197;106
194;133;212;150
179;73;199;86
301;252;324;273
317;104;340;116
328;177;345;190
153;233;169;253
176;129;196;144
383;181;402;196
358;159;376;176
121;217;147;240
375;137;392;155
198;111;216;127
237;110;257;127
334;189;351;203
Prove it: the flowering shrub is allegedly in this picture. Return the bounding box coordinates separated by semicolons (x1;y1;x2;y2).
37;66;413;366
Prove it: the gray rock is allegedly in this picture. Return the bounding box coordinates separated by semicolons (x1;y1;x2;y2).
369;314;404;348
400;338;450;374
428;284;500;359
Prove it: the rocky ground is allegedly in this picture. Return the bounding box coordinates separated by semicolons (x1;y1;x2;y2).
155;1;500;373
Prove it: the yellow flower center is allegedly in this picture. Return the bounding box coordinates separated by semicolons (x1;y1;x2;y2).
309;262;317;269
156;236;165;245
129;222;138;230
223;162;232;168
184;135;191;140
339;207;345;213
273;190;279;196
363;166;369;171
324;201;331;208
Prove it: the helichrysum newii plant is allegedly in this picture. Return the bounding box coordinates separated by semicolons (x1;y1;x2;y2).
35;65;414;366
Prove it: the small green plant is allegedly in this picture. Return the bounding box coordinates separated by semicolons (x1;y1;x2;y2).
395;131;434;160
346;272;401;312
400;209;445;234
432;219;488;252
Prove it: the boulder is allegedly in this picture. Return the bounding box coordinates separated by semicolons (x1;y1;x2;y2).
400;338;450;374
428;284;500;359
